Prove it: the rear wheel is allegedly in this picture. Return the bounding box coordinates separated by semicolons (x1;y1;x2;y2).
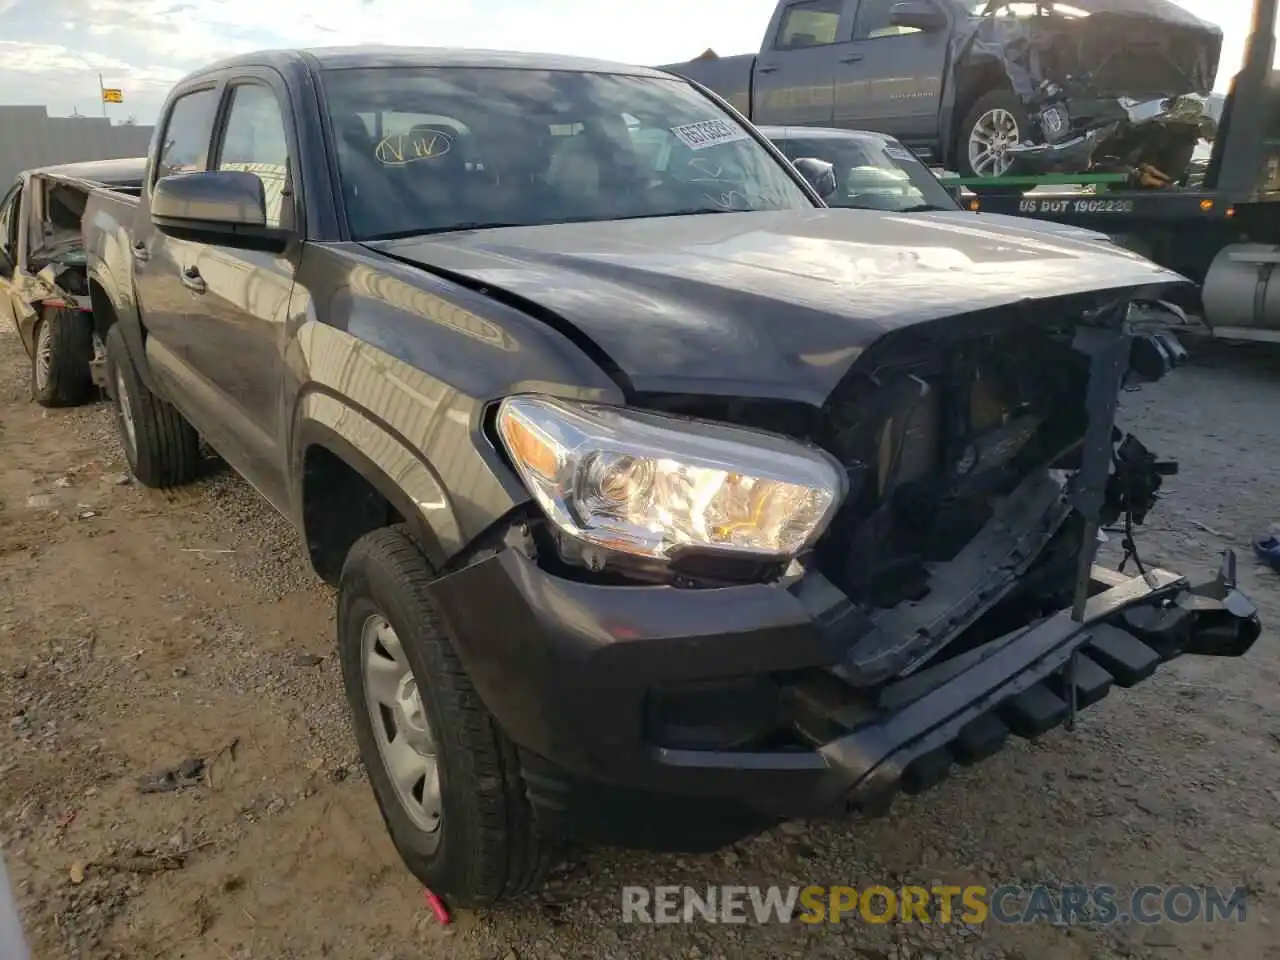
958;89;1030;196
103;324;200;488
338;526;551;907
31;306;94;408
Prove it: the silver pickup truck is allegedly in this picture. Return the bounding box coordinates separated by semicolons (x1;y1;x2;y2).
0;158;147;406
662;0;1222;185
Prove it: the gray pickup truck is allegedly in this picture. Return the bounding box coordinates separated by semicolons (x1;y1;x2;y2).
662;0;1222;184
81;45;1260;908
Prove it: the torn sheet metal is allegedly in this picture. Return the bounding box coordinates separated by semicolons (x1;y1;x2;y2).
956;0;1223;183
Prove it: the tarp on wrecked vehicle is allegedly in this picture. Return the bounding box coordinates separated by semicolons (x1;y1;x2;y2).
957;0;1223;183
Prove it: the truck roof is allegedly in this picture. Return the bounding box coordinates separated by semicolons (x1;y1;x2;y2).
754;125;897;144
193;46;670;80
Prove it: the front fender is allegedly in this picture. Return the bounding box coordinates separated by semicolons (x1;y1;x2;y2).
292;404;456;570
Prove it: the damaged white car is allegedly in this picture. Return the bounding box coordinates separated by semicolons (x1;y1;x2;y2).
0;158;146;407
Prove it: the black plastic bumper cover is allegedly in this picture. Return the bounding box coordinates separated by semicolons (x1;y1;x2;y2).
426;548;1261;821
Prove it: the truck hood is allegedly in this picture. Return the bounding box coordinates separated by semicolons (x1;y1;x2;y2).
367;208;1186;405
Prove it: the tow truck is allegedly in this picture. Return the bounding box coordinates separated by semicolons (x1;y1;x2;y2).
942;0;1280;344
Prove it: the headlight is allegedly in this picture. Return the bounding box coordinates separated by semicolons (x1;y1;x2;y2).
495;395;845;562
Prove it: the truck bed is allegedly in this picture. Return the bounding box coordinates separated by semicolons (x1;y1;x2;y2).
81;186;143;386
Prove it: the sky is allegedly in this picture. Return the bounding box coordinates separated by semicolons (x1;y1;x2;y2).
0;0;1269;123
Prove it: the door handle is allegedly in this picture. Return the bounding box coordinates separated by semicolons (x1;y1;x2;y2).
840;54;864;63
757;64;778;74
180;266;206;295
131;241;149;263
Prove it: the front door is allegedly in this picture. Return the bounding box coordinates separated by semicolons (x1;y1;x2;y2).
752;0;850;126
179;75;298;510
834;0;951;153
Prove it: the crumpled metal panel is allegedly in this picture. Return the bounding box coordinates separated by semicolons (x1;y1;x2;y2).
953;0;1224;179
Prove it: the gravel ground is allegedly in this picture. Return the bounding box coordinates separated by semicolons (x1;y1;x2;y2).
1;320;1278;960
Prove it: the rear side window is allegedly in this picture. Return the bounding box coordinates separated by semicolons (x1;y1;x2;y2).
853;0;923;39
217;83;293;229
155;87;220;182
776;0;843;49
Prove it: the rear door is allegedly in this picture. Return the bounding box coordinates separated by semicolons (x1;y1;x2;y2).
752;0;852;126
833;0;951;153
132;83;223;394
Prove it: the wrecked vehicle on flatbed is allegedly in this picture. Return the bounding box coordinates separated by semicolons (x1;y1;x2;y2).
662;0;1222;187
81;45;1261;907
0;158;146;406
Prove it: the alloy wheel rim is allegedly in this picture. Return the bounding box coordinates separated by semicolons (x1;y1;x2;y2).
361;613;443;841
34;322;53;391
115;368;138;461
968;107;1021;177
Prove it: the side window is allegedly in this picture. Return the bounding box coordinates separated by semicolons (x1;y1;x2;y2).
776;0;844;49
217;83;293;229
155;88;220;183
852;0;923;39
0;185;19;264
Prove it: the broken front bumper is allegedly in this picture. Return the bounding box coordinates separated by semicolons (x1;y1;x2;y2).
1011;94;1215;179
427;545;1261;835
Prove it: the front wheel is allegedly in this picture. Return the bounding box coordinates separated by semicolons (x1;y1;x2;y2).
957;89;1031;195
31;306;94;408
338;526;551;907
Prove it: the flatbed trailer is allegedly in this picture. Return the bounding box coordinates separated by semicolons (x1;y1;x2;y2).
939;0;1280;344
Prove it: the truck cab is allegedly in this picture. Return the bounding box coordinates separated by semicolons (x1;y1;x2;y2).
670;0;959;160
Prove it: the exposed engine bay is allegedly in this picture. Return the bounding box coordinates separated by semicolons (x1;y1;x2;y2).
521;292;1192;692
960;0;1223;185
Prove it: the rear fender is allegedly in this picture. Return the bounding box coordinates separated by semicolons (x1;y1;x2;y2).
86;257;155;394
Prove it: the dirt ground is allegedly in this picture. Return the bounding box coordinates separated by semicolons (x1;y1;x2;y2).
2;319;1279;960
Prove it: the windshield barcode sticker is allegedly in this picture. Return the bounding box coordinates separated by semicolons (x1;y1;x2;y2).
670;119;748;151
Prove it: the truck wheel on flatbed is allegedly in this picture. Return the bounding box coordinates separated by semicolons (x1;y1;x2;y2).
103;324;201;488
32;306;94;408
338;526;551;907
958;89;1030;195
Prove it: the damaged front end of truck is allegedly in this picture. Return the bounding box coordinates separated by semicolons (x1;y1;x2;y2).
957;0;1223;184
415;232;1263;836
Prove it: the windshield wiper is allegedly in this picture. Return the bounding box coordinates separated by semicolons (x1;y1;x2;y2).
363;222;527;242
609;207;738;222
363;209;738;242
895;203;955;213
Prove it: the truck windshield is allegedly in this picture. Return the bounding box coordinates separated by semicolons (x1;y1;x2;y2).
321;67;815;241
778;136;960;213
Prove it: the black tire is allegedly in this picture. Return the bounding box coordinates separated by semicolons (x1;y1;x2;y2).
103;324;201;488
956;88;1031;196
31;306;94;408
338;526;551;907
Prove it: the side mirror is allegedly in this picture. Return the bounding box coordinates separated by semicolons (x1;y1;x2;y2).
793;157;838;200
151;171;288;252
889;0;948;31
